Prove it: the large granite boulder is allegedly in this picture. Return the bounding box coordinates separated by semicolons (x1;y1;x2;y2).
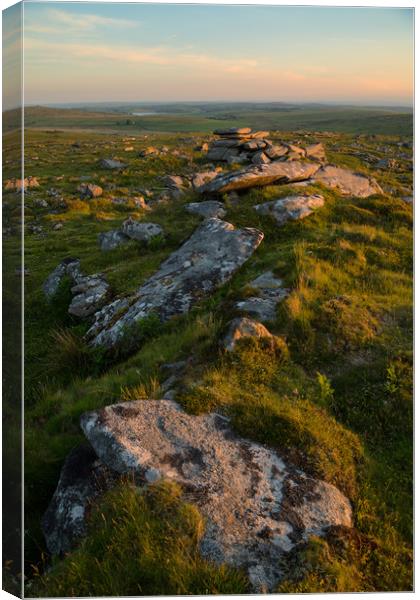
78;399;353;591
87;218;264;348
312;165;383;197
254;194;325;225
198;161;321;194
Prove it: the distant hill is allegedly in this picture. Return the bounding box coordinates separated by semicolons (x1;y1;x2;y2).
3;103;414;136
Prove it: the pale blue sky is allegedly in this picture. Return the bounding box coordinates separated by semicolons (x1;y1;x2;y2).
19;2;413;106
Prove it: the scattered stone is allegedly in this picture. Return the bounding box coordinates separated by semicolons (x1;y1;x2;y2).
223;317;274;352
191;171;220;190
69;275;110;318
121;218;163;243
312;165;383;197
160;175;190;198
235;272;289;322
78;399;352;591
4;176;40;191
53;223;63;231
255;194;325;225
100;159;127;170
98;230;130;251
199;161;321;194
185;201;226;219
139;147;159;158
78;183;103;199
43;258;82;298
375;158;397;170
34;199;49;208
88;218;263;348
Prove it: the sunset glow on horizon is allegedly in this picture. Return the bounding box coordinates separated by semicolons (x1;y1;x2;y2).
11;3;415;108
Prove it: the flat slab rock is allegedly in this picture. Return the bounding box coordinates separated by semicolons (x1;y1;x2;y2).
198;161;321;194
80;399;352;591
312;165;383;197
255;194;325;225
88;218;263;348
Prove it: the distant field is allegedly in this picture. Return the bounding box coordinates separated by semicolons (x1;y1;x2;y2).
4;103;413;136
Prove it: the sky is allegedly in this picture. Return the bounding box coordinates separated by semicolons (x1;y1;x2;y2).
5;2;415;107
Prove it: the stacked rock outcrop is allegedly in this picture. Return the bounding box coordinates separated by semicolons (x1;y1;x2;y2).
206;128;326;166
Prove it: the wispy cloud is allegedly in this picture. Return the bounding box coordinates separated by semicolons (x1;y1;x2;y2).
24;37;260;74
49;8;137;30
25;8;137;37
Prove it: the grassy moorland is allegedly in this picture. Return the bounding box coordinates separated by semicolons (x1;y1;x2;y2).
12;102;414;136
2;115;412;594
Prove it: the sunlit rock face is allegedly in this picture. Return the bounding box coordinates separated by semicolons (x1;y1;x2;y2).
77;399;352;592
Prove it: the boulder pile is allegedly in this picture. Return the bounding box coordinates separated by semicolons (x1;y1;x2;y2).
206;127;326;166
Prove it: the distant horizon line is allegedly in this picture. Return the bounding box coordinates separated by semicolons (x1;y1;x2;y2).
20;99;414;109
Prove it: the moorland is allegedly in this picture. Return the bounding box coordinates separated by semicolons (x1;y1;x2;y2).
2;102;413;595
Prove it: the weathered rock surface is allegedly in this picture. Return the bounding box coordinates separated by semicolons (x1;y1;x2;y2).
191;171;220;190
236;272;289;322
69;275;110;318
43;257;81;298
100;159;127;170
198;161;321;194
88;218;263;348
98;230;130;251
78;183;103;199
312;165;383;197
214;127;252;135
255;194;325;225
305;143;326;162
185;201;226;219
223;317;274;352
160;175;190;198
44;258;110;317
80;399;352;591
121;218;163;242
42;445;117;556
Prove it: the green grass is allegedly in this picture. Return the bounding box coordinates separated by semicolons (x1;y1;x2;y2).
11;125;412;594
32;481;248;597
